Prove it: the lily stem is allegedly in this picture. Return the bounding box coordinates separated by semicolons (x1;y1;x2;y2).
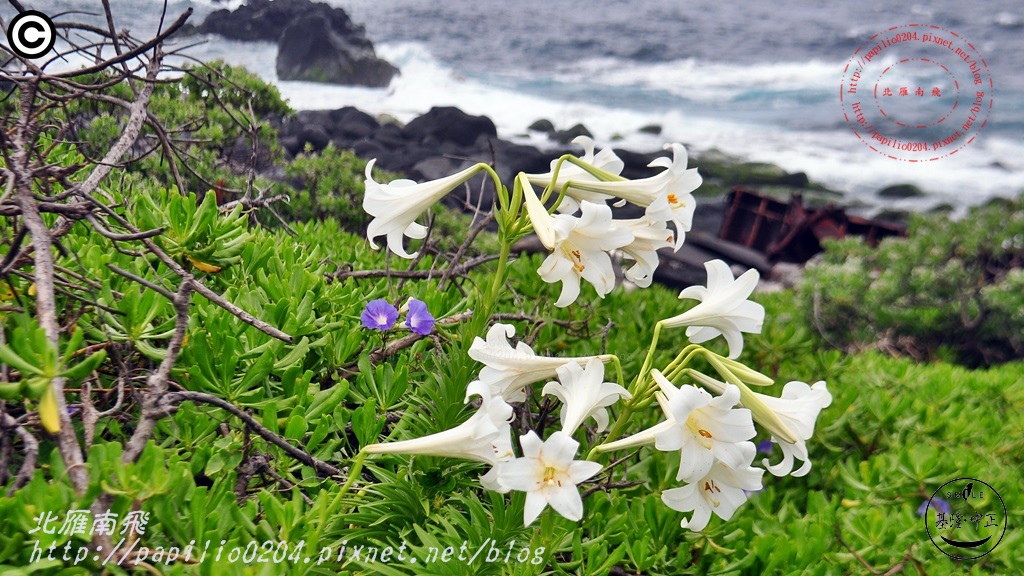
332;450;368;512
632;321;663;396
483;233;513;319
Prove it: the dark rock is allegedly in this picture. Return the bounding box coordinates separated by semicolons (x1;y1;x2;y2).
279;135;301;157
696;159;809;188
294;125;330;154
615;149;668;179
371;123;406;149
413;157;466;183
983;196;1016;209
496;143;551;176
639;124;662;135
278;110;331;155
877;183;925;199
351;140;387;160
779;171;809;188
197;0;369;44
403;107;497;147
375;146;436;176
329;107;380;139
551;123;592;144
528;119;555;133
276;13;397;87
291;110;333;132
874;209;910;222
222;134;276;172
196;0;398;87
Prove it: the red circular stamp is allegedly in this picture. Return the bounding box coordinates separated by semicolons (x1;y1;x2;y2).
840;24;994;162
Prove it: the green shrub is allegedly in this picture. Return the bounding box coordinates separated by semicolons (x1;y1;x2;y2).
801;196;1024;366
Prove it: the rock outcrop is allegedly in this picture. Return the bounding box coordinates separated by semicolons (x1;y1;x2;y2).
275;13;397;87
275;104;828;287
195;0;398;87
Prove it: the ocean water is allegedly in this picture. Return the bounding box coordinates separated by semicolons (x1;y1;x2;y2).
13;0;1024;214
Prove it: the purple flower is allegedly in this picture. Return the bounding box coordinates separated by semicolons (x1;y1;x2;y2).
361;299;398;331
405;298;435;336
917;497;950;517
756;439;774;455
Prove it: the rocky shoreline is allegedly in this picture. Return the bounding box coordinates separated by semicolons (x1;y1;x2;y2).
193;0;931;224
195;0;921;288
272;105;845;287
276;106;841;220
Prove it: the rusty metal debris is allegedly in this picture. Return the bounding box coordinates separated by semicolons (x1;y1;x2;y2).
717;187;905;263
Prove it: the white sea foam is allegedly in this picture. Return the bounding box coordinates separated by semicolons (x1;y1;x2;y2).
561;57;840;103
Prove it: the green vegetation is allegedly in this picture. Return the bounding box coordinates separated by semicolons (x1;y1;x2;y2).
2;45;1021;576
803;197;1024;366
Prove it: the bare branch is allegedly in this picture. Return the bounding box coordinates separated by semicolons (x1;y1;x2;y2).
48;9;193;80
9;81;89;494
122;281;192;463
169;390;344;479
331;254;500;282
106;264;175;301
218;193;290;212
439;212;495;291
0;411;39;495
85;214;164;241
71;54;160;198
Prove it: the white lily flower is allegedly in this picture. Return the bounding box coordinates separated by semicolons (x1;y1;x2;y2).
363;381;514;489
542;358;631;434
469;323;612;403
524;136;624;214
756;381;832;477
685;373;832;477
497;430;603;526
662;259;764;359
364;159;482;258
661;442;763;531
652;372;756;482
618;217;675;288
566;143;701;250
594;370;754;482
522;179;634;307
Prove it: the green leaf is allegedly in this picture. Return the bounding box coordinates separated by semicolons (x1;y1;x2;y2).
351;399;382;448
305;381;348;421
284;414;308;441
59;350;107;381
0;344;42;376
273;337;310;371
